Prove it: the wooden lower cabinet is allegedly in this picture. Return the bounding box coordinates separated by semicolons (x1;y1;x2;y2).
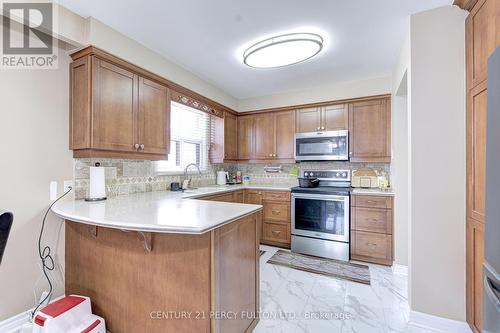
245;190;291;248
65;211;261;333
350;194;393;266
466;218;485;333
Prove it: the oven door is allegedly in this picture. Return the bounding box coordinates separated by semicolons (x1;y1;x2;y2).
291;193;349;242
294;130;349;161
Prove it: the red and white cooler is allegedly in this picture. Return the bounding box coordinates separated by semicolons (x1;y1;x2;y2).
32;295;105;333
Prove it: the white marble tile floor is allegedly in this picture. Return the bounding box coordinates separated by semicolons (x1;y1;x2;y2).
254;245;440;333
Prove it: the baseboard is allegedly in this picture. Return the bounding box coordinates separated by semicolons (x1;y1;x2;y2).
392;263;408;275
0;310;31;333
409;311;472;333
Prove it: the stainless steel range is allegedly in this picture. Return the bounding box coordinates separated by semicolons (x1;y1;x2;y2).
291;170;351;261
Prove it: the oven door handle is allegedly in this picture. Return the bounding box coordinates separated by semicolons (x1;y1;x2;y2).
292;193;348;201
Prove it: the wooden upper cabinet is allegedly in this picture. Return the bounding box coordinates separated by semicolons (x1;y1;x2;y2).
274;111;295;159
224;112;238;161
466;0;500;89
253;113;275;159
237;116;253;160
322;104;348;131
296;107;321;132
70;51;170;160
91;57;138;153
349;99;391;162
468;81;487;222
137;77;170;155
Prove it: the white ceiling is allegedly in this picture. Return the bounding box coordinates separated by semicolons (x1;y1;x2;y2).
59;0;453;99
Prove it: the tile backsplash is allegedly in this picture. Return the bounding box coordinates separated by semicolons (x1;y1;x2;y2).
74;159;390;200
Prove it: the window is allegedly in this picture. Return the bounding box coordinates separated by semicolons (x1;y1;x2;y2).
155;102;210;174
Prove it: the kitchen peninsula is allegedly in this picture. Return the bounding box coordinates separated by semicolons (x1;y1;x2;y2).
52;188;263;333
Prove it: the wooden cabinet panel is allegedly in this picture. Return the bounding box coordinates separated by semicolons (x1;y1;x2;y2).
467;82;487;222
70;57;91;150
322;104;348;130
137;77;169;155
263;202;290;223
233;190;244;203
209;115;225;163
237;116;253;160
351;207;392;234
351;231;392;263
224;112;238;160
263;222;289;243
253;113;275;159
201;192;234;203
245;190;263;205
466;218;484;333
352;195;392;210
274;111;295;159
92;58;138;152
296;107;321;132
467;0;500;88
349;99;391;162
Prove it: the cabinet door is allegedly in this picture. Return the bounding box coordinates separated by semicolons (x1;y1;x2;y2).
253;113;275;159
274;110;295;159
296;107;320;132
224;113;238;160
237;116;253;160
137;78;169;155
466;0;500;89
466;218;484;333
322;104;348;130
349;99;391;162
245;190;263;205
467;82;487;222
92;58;138;152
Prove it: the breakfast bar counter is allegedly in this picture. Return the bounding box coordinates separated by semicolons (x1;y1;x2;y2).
52;189;263;333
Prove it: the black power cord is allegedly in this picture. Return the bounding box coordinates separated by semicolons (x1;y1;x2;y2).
31;186;73;319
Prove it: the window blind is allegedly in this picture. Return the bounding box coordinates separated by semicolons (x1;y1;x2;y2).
155;102;210;174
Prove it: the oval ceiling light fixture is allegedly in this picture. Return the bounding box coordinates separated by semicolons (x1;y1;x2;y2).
243;33;323;69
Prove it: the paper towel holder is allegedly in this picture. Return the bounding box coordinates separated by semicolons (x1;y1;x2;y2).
85;162;107;202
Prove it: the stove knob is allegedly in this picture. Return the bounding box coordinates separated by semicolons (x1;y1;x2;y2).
310;172;314;177
342;172;347;177
336;172;340;177
304;172;308;177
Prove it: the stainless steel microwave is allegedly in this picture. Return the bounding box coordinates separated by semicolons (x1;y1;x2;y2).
294;130;349;161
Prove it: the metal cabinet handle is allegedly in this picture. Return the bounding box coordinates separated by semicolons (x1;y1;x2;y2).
272;210;281;215
349;152;353;156
366;200;376;203
366;242;377;247
317;127;321;130
140;144;145;150
134;143;140;150
321;126;325;130
272;230;282;235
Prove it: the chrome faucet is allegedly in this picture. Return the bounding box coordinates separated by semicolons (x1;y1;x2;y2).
183;163;202;190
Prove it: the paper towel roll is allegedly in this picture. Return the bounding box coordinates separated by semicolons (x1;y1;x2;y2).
87;166;106;201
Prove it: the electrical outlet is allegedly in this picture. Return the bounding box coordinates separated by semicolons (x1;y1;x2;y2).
64;180;74;193
50;181;57;200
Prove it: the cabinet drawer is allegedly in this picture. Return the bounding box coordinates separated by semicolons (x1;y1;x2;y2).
351;231;392;261
263;202;290;223
263;222;289;243
263;191;290;202
352;195;392;209
351;207;392;234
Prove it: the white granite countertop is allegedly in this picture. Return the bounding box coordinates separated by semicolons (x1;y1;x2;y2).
351;188;395;196
51;184;292;234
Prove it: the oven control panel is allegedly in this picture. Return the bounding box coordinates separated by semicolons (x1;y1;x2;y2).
302;170;351;181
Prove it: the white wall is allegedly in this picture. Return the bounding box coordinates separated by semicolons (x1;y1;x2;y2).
408;5;467;321
237;76;392;111
391;23;410;267
0;39;74;318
